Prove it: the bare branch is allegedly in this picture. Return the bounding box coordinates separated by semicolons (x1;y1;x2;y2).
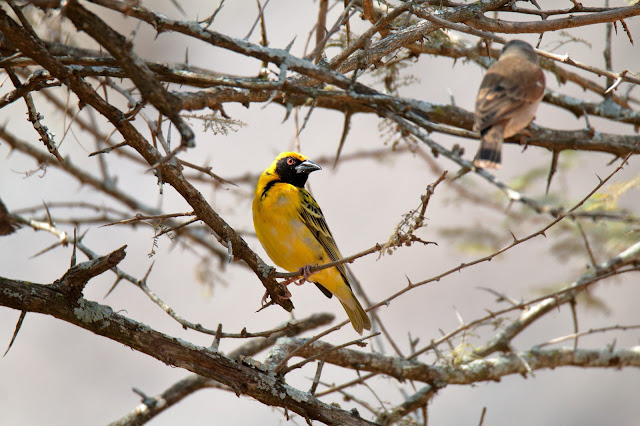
0;277;375;425
109;312;334;426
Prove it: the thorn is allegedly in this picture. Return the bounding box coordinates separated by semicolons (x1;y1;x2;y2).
281;102;293;123
447;88;456;106
70;228;78;267
262;83;283;109
454;307;465;326
30;240;64;259
104;276;123;298
132;387;156;407
78;225;89;239
505;199;514;214
451;166;472;181
284;36;296;52
477;286;519;307
296;98;317;135
545;151;559;195
333;110;352;168
211;323;223;352
484;308;496;318
43;200;53;226
3;311;27;357
604;73;626;95
141;261;155;284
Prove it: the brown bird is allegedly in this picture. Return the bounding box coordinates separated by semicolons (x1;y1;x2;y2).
473;40;545;169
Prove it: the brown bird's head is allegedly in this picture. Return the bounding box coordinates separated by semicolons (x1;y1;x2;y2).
500;40;539;65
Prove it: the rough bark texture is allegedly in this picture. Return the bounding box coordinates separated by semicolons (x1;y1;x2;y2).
0;276;373;425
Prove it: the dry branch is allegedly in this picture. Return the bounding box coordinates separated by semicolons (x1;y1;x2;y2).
110;313;335;426
264;337;640;386
0;276;372;425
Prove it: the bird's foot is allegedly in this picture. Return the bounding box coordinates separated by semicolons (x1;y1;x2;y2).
280;275;301;287
297;264;316;284
518;129;533;146
280;264;316;287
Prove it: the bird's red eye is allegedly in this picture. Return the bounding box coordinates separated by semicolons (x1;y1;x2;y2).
287;158;295;165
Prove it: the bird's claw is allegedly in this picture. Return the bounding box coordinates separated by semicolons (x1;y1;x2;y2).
281;264;315;287
301;264;315;280
260;264;318;307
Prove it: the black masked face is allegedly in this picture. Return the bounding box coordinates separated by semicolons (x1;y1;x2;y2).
275;156;321;188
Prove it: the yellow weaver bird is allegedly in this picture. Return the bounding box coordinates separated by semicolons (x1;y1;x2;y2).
252;152;372;334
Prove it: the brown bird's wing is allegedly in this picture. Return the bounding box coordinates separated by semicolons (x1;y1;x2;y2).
474;56;545;133
297;189;351;296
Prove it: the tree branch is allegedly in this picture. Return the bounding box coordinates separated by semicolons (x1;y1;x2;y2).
110;312;335;426
468;5;640;34
266;337;640;385
0;277;374;425
53;245;127;299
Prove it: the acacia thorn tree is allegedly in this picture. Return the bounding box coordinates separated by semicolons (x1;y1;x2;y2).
1;1;640;425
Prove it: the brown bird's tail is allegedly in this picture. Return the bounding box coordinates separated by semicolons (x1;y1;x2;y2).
474;124;504;169
339;293;372;335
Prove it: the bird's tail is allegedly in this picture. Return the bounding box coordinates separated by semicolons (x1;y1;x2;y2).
339;293;372;335
474;125;503;169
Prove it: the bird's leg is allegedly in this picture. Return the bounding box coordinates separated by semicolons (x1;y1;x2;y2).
294;264;316;286
279;264;317;287
518;128;533;147
280;275;302;286
302;264;316;282
261;265;318;305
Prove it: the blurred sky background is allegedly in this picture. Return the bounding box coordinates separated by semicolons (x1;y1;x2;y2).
1;1;639;425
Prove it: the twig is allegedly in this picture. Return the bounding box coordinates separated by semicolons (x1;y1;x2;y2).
100;211;196;227
280;332;380;374
537;324;640;347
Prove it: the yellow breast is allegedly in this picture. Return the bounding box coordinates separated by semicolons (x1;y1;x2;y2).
253;183;326;271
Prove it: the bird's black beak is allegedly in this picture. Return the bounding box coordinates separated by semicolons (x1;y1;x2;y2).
295;160;322;174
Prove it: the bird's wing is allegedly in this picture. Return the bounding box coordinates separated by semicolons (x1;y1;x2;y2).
297;189;351;288
475;58;544;132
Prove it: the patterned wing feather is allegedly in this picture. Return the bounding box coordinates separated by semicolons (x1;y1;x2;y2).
297;189;351;289
475;57;544;133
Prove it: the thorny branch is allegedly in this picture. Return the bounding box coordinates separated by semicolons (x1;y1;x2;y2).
265;337;640;385
109;312;335;426
0;274;375;425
